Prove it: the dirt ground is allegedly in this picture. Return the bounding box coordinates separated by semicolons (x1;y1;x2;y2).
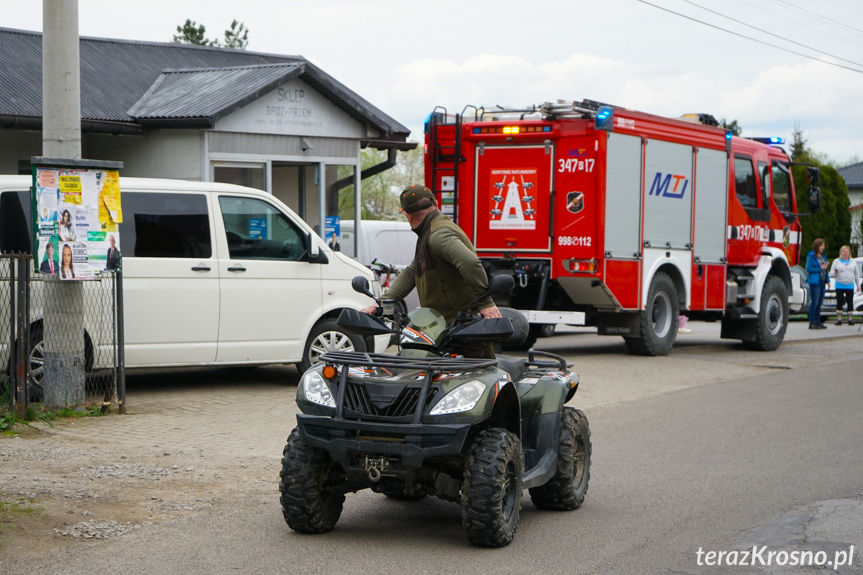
0;422;275;562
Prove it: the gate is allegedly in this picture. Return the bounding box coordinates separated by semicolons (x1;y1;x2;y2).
1;254;124;413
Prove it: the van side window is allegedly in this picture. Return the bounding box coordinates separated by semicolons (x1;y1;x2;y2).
734;156;757;208
0;190;33;254
218;196;307;261
119;193;212;258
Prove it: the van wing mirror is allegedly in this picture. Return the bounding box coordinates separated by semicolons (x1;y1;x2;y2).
306;232;328;264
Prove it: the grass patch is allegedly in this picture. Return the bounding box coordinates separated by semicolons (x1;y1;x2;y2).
1;404;107;435
0;498;42;546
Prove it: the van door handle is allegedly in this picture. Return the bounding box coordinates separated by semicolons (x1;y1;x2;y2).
191;265;212;272
227;265;247;272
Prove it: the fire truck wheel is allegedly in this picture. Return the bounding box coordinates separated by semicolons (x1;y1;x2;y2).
624;272;678;356
743;275;788;351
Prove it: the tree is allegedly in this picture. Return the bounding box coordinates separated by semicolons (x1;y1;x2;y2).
792;129;851;259
172;19;250;49
720;118;742;137
173;20;217;46
790;121;807;161
223;20;249;50
338;144;424;220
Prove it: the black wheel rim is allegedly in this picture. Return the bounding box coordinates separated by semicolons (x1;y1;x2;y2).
572;435;586;489
502;459;518;524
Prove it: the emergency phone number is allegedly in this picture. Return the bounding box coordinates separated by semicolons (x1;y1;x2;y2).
558;236;592;246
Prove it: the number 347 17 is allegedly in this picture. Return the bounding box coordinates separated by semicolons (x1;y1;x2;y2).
558;158;594;173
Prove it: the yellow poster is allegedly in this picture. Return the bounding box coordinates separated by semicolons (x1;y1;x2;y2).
59;174;82;204
98;171;122;231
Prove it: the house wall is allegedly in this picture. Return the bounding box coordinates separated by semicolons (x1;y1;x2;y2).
84;130;202;180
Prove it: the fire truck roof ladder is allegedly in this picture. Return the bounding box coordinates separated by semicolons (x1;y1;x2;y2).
428;107;463;223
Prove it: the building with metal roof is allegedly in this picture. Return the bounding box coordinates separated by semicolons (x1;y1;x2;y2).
838;161;863;255
0;27;413;229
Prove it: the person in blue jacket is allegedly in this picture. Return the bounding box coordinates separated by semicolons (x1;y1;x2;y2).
806;238;829;329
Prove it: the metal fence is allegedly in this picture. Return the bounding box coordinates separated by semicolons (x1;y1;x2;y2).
1;254;123;413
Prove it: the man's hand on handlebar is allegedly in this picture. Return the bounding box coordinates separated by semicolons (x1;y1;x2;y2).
480;305;502;319
361;303;380;316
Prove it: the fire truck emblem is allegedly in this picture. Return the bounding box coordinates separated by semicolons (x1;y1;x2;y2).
489;168;538;230
649;172;689;199
566;191;584;214
782;226;791;248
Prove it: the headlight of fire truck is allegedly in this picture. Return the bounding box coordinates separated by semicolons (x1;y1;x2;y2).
301;371;336;408
429;380;485;415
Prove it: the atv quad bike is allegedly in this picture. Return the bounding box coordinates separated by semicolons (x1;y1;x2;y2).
279;275;591;547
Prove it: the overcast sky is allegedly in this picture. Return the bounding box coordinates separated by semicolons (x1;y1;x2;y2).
4;0;863;163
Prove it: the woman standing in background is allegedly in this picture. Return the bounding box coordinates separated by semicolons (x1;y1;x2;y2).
829;245;861;325
806;238;829;329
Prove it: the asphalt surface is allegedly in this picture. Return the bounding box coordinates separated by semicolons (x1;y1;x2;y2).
2;319;862;574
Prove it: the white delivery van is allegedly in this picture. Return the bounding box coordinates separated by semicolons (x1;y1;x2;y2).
0;176;389;382
339;219;420;313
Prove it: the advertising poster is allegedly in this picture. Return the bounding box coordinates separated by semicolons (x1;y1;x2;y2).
488;168;538;230
33;167;123;280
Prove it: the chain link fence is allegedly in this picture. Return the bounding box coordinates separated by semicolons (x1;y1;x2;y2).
1;254;122;413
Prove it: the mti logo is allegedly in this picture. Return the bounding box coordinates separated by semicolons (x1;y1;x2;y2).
648;172;689;199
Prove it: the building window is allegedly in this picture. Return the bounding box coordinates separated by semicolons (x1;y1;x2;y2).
213;164;266;192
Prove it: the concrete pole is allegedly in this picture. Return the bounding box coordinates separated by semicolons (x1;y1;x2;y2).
42;0;85;407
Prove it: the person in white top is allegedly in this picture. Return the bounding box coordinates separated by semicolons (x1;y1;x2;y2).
829;245;861;325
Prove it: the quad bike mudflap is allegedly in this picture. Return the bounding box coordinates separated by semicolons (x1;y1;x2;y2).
279;346;592;548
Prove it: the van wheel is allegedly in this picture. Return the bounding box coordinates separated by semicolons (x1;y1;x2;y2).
5;324;96;403
4;323;45;402
299;318;366;373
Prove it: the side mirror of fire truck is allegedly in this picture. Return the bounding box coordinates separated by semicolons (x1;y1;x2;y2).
806;166;821;186
808;187;821;213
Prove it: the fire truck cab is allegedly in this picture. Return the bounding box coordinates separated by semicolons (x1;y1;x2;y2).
425;100;818;355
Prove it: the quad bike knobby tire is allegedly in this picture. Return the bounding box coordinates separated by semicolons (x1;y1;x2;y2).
461;428;523;547
279;428;346;533
529;407;591;510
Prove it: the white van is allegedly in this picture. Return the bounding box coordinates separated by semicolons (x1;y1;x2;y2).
0;176;388;381
339;219;420;313
339;219;416;267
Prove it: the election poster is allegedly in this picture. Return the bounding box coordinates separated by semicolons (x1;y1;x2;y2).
33;167;123;280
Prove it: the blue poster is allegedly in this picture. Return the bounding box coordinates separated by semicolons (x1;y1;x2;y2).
249;218;266;239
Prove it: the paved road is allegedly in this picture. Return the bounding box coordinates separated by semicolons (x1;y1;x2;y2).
4;322;862;574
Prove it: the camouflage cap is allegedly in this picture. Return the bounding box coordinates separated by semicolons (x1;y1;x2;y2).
399;185;436;213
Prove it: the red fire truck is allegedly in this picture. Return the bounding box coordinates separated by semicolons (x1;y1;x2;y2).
424;99;820;355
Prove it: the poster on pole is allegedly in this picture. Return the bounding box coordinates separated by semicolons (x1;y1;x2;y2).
33;166;123;280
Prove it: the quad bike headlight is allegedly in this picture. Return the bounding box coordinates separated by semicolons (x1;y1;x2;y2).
302;371;336;408
429;380;485;415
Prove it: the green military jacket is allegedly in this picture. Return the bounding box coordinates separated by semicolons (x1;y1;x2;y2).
384;209;494;324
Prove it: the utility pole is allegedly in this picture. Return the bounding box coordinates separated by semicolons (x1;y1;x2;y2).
41;0;85;407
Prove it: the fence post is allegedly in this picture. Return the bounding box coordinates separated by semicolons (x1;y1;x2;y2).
116;270;126;414
13;256;30;414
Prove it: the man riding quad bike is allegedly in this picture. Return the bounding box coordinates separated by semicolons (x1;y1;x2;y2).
279;275;591;547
